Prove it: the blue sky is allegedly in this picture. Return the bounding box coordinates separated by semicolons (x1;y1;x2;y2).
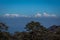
0;0;60;16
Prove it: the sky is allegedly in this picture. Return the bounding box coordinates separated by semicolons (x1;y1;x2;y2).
0;0;60;17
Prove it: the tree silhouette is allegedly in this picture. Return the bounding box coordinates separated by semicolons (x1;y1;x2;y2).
25;21;47;40
25;21;44;31
0;21;60;40
0;23;8;32
46;25;60;40
0;22;10;40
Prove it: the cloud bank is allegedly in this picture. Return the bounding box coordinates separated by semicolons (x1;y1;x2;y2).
35;13;42;17
2;12;57;18
3;14;20;17
3;14;28;18
35;12;57;18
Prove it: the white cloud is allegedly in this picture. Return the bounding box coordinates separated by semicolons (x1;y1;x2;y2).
43;12;57;17
2;13;57;18
3;14;20;17
35;12;57;18
51;14;57;17
3;14;28;18
35;13;42;17
43;12;50;17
